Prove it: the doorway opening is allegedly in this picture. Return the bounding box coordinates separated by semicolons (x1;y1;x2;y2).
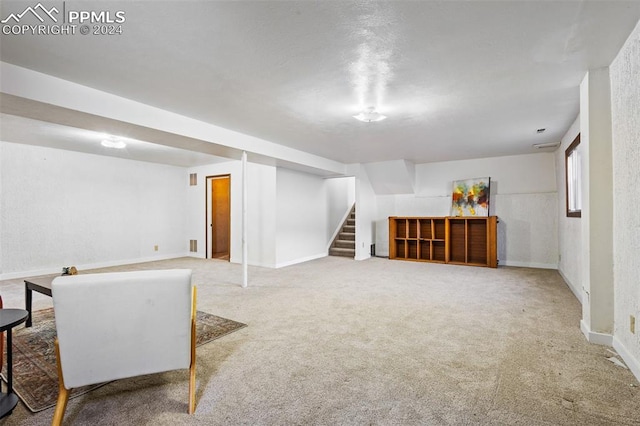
206;175;231;260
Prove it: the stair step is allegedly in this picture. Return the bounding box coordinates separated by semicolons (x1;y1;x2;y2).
329;247;355;257
334;240;355;249
339;232;355;241
329;205;356;258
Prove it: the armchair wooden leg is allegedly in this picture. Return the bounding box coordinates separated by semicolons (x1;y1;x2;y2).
51;339;70;426
188;286;197;414
188;353;196;414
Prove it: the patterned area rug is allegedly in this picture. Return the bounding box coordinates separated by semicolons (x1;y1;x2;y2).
1;308;246;413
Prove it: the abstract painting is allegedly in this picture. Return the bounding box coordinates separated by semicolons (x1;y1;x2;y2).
450;177;490;216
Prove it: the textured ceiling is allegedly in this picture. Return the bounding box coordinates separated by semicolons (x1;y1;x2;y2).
1;1;639;166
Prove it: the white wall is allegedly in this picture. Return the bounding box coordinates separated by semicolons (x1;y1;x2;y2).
555;116;582;300
364;160;415;194
579;68;615;342
348;164;377;261
0;142;350;275
610;19;640;381
276;168;328;267
248;163;278;267
0;141;187;278
186;160;277;268
186;164;353;269
375;153;558;268
415;154;557;198
0;143;3;275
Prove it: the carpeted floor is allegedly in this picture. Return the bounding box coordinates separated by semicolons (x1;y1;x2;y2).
1;307;246;412
0;256;638;425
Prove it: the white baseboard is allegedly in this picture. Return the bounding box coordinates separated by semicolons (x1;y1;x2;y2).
0;252;191;280
580;320;614;346
355;253;371;261
275;252;327;269
613;336;640;383
557;268;582;303
500;260;558;269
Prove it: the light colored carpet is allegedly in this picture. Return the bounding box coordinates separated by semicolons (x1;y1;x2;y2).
0;257;638;425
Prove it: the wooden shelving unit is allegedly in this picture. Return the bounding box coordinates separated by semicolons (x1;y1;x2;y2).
389;216;497;268
389;217;447;262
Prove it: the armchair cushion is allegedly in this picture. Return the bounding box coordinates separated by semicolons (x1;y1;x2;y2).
52;269;193;388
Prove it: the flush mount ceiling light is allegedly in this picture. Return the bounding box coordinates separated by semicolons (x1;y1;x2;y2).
532;142;560;149
353;106;387;123
101;137;127;149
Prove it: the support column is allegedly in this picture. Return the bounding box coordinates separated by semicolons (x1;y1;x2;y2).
242;151;248;288
579;68;614;345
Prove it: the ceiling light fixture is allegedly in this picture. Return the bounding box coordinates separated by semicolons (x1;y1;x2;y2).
532;142;560;149
353;106;387;123
101;138;127;149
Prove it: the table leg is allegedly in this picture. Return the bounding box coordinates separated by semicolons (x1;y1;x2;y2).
25;285;32;328
0;327;19;419
6;329;12;392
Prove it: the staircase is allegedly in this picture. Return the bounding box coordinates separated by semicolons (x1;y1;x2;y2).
329;206;355;258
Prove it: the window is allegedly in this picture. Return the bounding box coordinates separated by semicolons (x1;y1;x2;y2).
565;134;581;217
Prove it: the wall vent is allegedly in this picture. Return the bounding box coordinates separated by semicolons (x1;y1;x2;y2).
189;240;198;252
189;173;197;186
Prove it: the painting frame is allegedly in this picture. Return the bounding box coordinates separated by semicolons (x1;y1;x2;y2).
450;177;491;217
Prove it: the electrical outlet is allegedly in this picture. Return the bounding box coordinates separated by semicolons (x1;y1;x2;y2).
631;315;636;334
154;245;159;252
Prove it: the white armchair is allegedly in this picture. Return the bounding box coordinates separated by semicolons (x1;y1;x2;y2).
50;269;197;425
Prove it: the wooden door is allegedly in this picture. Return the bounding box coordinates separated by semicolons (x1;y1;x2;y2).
210;176;230;260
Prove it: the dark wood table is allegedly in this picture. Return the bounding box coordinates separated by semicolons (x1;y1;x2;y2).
24;276;54;327
0;309;28;418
